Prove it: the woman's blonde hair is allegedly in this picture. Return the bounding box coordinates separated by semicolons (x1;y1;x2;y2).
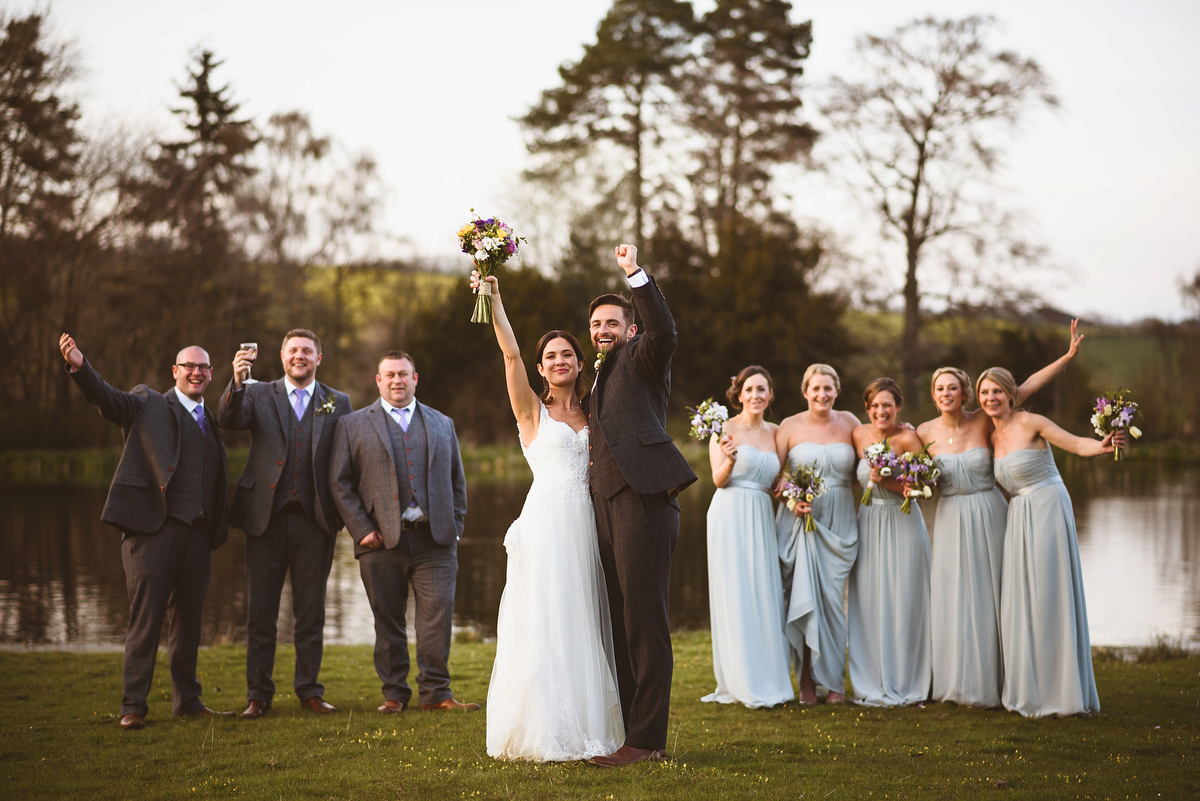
802;363;841;395
975;367;1020;411
931;366;974;406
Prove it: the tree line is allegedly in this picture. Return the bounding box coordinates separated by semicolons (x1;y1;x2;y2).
3;6;1191;451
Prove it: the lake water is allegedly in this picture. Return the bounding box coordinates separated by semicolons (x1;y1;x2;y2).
1;460;1196;650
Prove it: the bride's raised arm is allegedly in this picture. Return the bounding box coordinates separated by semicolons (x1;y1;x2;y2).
472;271;541;440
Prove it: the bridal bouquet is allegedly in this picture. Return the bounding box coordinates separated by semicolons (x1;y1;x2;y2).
859;439;898;506
687;398;729;441
779;462;826;532
1091;389;1142;461
896;442;940;514
457;211;525;324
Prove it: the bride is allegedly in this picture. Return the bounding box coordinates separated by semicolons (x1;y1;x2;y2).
473;270;624;761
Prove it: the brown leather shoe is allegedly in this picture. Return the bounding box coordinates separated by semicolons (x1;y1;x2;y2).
119;713;145;731
300;697;336;714
419;697;480;711
378;700;406;713
589;745;667;767
241;700;270;719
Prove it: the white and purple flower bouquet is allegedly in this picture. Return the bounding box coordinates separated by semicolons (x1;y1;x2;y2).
779;462;826;532
860;439;898;506
687;398;729;441
457;210;525;324
896;443;940;514
1091;389;1142;461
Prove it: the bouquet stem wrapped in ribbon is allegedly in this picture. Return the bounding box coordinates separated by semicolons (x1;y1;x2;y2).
687;398;729;441
1091;389;1142;461
779;462;826;532
896;442;941;514
860;438;897;506
457;210;525;324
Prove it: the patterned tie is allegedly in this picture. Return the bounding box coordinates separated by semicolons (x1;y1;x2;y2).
194;405;207;435
294;388;309;420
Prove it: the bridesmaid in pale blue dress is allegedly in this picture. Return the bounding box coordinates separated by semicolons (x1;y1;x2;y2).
702;366;794;708
848;377;931;707
917;323;1084;707
773;364;860;704
978;367;1117;717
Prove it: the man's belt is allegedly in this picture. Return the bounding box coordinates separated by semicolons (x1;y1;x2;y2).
400;518;429;531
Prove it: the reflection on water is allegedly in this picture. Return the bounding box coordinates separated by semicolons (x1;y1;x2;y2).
1;460;1197;649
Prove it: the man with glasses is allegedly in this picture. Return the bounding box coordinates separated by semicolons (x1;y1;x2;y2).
218;329;352;719
58;334;229;731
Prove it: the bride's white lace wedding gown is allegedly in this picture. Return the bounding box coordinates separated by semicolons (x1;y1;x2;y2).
485;403;624;761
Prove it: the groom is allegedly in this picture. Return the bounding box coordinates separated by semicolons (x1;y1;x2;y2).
587;244;697;767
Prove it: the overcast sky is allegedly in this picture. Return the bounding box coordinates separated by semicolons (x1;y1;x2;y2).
16;0;1200;322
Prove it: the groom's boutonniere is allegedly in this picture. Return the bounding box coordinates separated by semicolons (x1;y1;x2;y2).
315;395;337;415
594;348;608;372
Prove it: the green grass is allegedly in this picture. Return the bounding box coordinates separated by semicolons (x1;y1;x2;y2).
1;633;1195;800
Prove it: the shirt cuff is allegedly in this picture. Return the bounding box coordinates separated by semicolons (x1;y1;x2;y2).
626;268;649;288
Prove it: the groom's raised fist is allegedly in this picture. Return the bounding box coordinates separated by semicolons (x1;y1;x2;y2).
614;244;639;276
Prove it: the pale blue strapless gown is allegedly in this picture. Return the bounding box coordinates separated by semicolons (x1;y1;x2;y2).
994;447;1099;717
702;445;794;708
486;404;624;760
847;459;932;706
774;443;858;694
930;447;1008;707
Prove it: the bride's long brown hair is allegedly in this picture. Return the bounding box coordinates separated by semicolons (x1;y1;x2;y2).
535;330;586;403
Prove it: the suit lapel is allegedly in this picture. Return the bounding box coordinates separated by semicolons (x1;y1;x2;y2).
311;383;328;444
368;402;398;466
166;388;186;455
272;379;292;437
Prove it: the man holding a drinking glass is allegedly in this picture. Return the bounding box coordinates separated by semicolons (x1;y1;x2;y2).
219;329;352;719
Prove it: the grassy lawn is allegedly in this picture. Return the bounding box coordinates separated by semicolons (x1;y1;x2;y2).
1;633;1195;800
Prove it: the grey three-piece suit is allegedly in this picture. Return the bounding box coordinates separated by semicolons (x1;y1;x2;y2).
69;360;228;718
329;399;467;706
218;377;352;705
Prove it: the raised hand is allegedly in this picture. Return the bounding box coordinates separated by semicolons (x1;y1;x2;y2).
1065;318;1084;359
614;243;639;276
232;347;255;386
59;333;83;370
470;269;500;300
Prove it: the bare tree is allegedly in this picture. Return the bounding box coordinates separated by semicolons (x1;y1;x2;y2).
822;15;1058;400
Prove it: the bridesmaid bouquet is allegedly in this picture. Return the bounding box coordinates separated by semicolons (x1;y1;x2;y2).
896;443;940;514
779;462;826;532
1091;389;1142;461
859;439;898;506
687;398;729;441
457;210;526;324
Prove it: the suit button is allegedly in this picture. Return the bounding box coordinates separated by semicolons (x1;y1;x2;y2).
407;461;413;466
270;484;275;489
278;460;284;466
167;466;174;472
392;470;396;475
298;428;303;432
159;486;165;492
409;475;415;481
394;494;398;499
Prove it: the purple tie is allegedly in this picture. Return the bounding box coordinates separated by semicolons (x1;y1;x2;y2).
194;406;207;435
294;388;308;420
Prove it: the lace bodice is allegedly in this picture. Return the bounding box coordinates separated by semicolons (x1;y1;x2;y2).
935;447;996;496
786;442;855;488
520;403;590;498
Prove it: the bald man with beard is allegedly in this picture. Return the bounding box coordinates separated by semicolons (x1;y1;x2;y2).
60;334;230;731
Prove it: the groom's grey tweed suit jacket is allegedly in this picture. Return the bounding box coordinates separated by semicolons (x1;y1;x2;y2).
329;399;467;557
218;377;352;538
589;276;697;499
68;359;228;549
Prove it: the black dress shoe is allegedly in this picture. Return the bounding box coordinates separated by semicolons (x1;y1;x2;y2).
300;697;337;714
119;713;145;731
242;700;270;719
